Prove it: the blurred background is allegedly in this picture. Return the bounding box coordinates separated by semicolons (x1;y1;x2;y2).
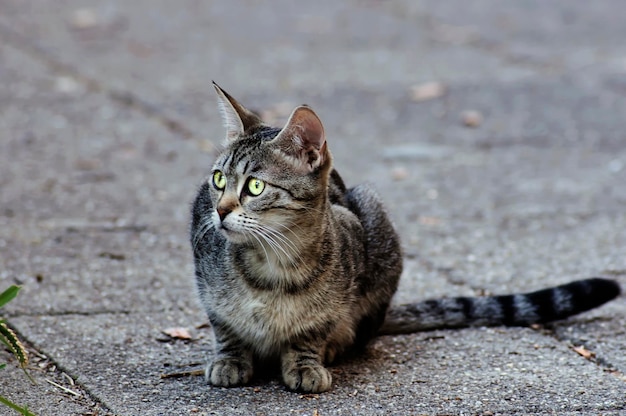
2;0;624;297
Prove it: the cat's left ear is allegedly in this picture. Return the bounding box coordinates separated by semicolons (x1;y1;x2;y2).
213;81;263;140
273;105;328;173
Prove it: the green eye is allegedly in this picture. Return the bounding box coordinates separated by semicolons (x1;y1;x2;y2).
247;177;265;196
212;171;226;190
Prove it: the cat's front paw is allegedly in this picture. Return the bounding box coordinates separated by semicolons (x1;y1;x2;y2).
206;357;253;387
283;363;332;393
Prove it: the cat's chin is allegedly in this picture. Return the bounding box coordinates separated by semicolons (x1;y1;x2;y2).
218;226;248;244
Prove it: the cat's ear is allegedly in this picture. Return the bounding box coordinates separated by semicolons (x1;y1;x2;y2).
213;82;263;140
272;105;328;172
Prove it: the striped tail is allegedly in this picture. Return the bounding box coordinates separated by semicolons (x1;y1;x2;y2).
379;278;621;335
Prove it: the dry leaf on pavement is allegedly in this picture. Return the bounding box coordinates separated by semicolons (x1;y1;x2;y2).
410;82;446;102
162;327;193;340
572;345;595;360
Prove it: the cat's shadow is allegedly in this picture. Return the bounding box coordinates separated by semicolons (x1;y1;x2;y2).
248;343;390;390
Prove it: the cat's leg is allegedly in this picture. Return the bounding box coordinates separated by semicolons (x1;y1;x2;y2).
206;322;254;387
281;343;332;393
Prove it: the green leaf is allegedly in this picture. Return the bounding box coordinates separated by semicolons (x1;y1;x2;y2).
0;363;6;370
0;285;20;309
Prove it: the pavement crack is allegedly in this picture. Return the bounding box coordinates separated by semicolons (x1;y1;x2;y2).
3;309;133;319
422;259;626;384
0;21;194;140
3;307;193;319
3;320;117;416
541;323;626;383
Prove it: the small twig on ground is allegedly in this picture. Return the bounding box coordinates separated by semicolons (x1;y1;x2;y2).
160;368;204;379
45;379;81;397
61;372;75;386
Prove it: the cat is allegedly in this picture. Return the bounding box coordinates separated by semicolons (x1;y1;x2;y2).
190;83;621;393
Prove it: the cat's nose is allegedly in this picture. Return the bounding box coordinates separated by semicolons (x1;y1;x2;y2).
217;207;231;221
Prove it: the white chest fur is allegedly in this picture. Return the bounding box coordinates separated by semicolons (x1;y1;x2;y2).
211;284;328;356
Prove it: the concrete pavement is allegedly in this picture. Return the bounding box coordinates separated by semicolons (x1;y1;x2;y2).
1;1;625;415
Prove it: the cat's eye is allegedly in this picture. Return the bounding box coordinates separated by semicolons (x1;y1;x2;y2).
212;171;226;190
246;177;265;196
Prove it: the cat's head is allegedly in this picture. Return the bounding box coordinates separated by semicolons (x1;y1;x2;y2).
206;83;333;246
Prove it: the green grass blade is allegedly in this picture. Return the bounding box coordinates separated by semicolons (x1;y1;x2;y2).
0;285;20;309
0;395;37;416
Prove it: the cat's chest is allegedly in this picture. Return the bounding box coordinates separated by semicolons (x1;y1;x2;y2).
218;287;324;349
235;290;310;329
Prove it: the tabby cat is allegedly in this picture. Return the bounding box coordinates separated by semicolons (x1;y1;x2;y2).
190;83;621;393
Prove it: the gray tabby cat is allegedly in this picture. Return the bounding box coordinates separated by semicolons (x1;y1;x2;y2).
191;83;621;393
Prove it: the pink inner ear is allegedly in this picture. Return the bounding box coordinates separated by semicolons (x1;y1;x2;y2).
272;105;328;172
292;107;325;150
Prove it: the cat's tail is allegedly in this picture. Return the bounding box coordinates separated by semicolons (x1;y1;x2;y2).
379;278;621;335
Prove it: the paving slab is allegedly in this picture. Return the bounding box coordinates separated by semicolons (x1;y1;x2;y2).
10;314;626;416
0;0;541;137
1;1;625;416
416;0;626;73
0;346;101;416
0;40;207;316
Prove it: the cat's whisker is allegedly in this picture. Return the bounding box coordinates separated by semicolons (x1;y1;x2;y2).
256;228;292;262
255;231;289;265
247;222;283;257
264;219;306;246
260;224;300;254
192;219;215;252
253;225;299;267
258;224;302;261
246;229;273;270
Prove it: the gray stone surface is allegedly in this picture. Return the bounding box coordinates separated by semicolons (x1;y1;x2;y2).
1;1;625;415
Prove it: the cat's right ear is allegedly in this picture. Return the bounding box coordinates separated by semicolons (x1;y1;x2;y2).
213;82;263;140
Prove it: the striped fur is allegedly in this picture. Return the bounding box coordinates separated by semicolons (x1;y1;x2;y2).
191;84;621;393
381;278;620;334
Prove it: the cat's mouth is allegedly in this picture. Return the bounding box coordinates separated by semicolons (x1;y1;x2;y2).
217;221;248;243
214;211;235;235
218;221;233;234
